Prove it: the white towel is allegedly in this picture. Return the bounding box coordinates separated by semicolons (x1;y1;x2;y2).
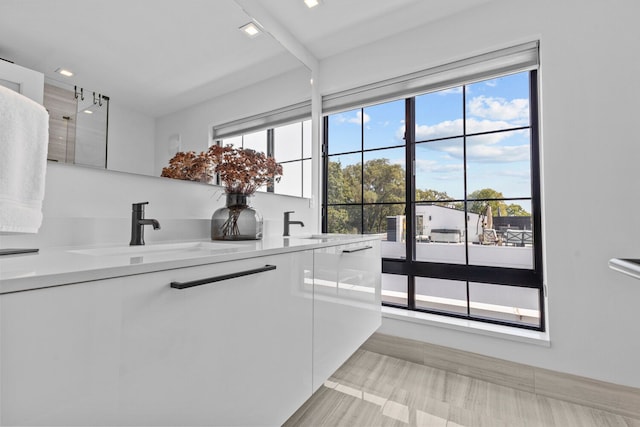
0;85;49;233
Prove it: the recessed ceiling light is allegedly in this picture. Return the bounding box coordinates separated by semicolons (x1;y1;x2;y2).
239;22;261;38
304;0;321;8
55;67;74;77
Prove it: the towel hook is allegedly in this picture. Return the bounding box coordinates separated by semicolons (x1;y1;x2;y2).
74;86;84;101
92;92;104;107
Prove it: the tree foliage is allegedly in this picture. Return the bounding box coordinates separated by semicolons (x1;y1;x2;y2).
327;162;530;233
505;203;530;216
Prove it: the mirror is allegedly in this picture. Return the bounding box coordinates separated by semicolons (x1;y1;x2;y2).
0;0;311;180
44;82;109;168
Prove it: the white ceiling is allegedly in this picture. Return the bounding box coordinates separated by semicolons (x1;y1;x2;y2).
0;0;490;117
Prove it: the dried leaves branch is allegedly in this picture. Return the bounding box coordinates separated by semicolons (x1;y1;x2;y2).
161;145;282;195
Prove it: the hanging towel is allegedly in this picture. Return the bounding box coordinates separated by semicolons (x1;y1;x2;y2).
0;85;49;233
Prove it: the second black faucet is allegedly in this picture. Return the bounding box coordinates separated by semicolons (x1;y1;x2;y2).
283;211;304;237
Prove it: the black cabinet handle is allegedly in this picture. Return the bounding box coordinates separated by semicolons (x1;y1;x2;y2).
170;265;276;289
342;245;373;253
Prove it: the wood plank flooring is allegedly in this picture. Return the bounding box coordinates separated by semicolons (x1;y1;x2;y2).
284;349;640;426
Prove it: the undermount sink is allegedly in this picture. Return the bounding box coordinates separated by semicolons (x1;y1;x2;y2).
68;241;244;260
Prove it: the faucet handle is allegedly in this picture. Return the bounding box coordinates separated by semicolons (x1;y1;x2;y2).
132;201;149;211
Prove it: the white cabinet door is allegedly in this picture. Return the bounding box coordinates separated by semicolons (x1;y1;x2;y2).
1;250;313;426
313;240;381;391
117;251;313;426
1;279;123;426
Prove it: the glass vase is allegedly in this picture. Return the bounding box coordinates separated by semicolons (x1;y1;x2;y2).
211;193;263;240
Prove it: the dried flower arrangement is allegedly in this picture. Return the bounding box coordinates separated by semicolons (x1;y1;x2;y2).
161;145;282;195
207;145;282;195
160;151;215;183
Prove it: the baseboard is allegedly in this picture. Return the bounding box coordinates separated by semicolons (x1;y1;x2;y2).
361;332;640;419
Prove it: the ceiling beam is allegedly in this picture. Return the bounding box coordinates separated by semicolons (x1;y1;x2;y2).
233;0;319;72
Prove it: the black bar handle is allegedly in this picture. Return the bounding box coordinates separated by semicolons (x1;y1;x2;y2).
170;264;276;289
342;245;373;253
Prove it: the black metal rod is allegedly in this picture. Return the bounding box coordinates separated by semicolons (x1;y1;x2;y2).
0;248;39;256
170;265;276;289
342;245;373;253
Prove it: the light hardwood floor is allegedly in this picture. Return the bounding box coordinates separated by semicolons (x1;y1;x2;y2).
285;349;640;427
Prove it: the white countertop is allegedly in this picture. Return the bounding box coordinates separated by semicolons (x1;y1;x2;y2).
0;234;380;294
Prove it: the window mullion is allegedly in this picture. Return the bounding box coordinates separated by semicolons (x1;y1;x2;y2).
405;97;416;309
360;108;365;234
462;84;471;316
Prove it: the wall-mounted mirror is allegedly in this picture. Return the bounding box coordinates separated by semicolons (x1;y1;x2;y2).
0;0;311;182
44;82;110;168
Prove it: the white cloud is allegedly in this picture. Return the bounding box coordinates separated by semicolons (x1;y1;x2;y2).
485;80;498;87
437;87;463;95
412;120;463;141
467;96;529;124
336;111;370;125
423;139;529;164
416;159;462;174
408;117;530;164
391;158;406;167
466;144;530;163
407;118;515;142
349;111;369;125
497;169;530;178
415;159;463;181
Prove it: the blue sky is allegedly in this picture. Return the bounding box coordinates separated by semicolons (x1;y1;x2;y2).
327;71;532;201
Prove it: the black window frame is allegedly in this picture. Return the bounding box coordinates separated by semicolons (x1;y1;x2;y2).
322;70;544;331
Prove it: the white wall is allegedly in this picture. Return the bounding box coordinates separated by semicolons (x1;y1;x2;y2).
0;162;315;250
107;103;156;176
317;0;640;388
155;66;310;175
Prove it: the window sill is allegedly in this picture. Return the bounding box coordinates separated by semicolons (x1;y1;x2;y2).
382;306;550;347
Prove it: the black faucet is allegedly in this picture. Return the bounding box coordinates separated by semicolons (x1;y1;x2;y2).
129;202;161;246
283;211;304;237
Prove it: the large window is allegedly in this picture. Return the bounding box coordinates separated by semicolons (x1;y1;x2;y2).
323;67;543;330
217;119;312;198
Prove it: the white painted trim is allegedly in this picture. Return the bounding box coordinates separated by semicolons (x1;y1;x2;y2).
382;306;550;347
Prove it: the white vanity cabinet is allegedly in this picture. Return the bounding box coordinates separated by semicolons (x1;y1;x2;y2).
118;251;313;426
312;240;381;391
1;250;314;426
0;236;381;426
1;274;123;426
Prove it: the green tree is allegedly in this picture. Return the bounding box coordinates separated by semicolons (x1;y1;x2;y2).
415;189;463;210
327;160;347;204
415;188;451;202
326;165;532;234
505;203;530;216
468;188;531;217
327;206;356;234
467;188;507;216
326;158;405;233
326;161;353;233
362;159;405;233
